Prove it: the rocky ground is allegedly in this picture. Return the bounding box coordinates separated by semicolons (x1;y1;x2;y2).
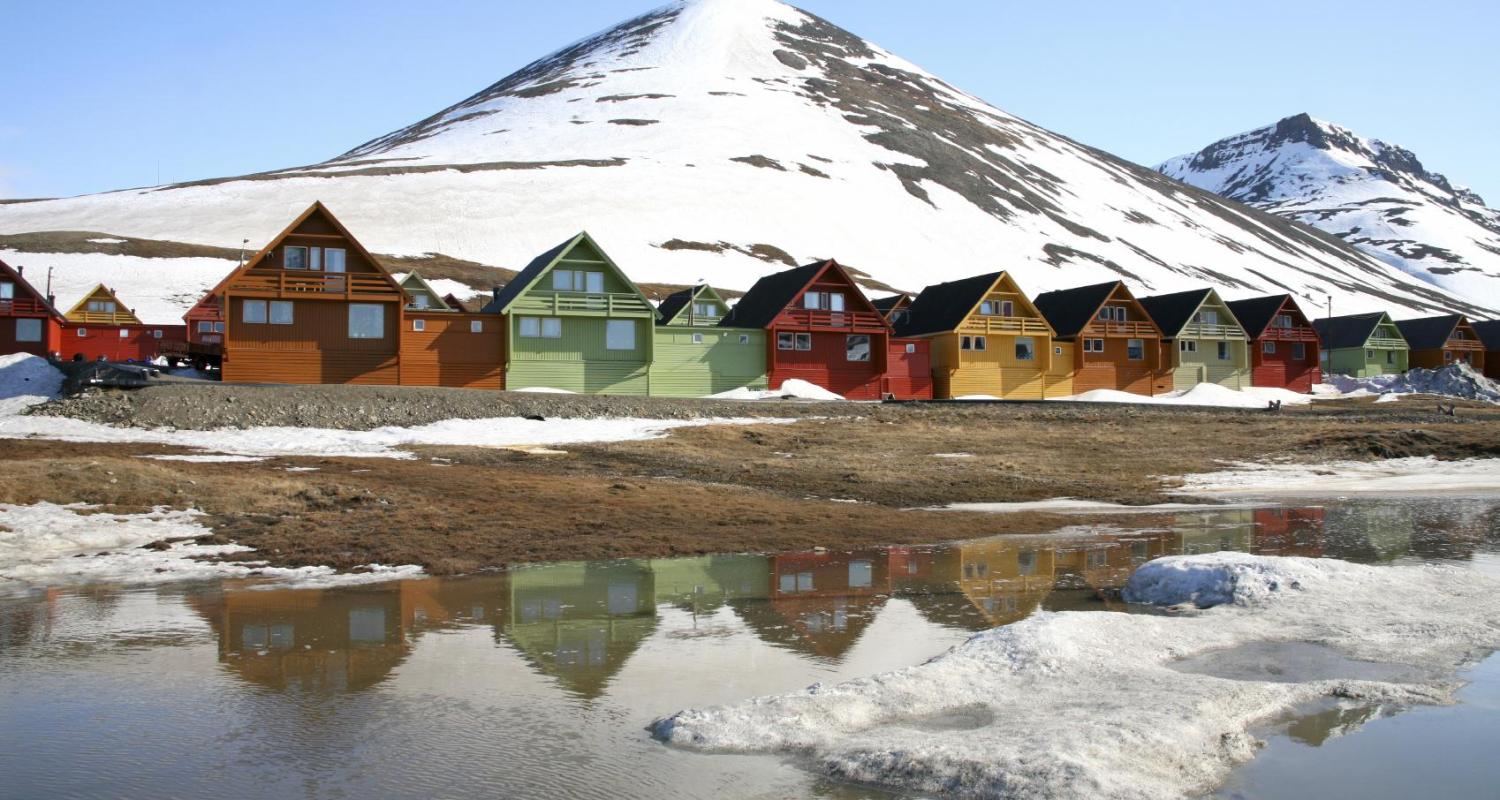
9;382;1500;574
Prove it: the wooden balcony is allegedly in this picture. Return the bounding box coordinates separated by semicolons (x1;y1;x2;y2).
1081;320;1158;338
68;310;138;324
678;314;724;327
1367;337;1407;349
958;316;1051;336
778;309;886;330
0;298;52;316
1261;326;1319;342
510;291;654;317
227;270;397;300
1181;322;1247;339
1444;338;1486;352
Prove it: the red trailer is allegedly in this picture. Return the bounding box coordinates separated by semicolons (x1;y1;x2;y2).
1226;294;1322;393
0;258;63;358
720;259;926;399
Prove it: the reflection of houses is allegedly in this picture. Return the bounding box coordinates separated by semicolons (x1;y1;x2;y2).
498;560;658;699
1251;507;1326;558
1173;508;1258;556
731;550;892;661
948;539;1057;628
1048;530;1176;609
1322;505;1417;563
649;554;770;615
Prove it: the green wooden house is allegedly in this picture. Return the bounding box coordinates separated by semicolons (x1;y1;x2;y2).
649;284;767;397
397;271;453;311
1313;312;1410;377
484;232;657;394
1138;288;1251;391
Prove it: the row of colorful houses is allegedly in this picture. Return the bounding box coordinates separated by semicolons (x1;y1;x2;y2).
2;202;1497;398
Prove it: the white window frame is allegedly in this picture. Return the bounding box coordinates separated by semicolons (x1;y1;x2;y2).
551;270;605;293
410;295;430;310
605;319;636;351
1263;341;1276;354
795;333;812;351
1127;338;1145;361
213;322;224;333
197;321;213;333
284;245;309;270
961;335;973;351
691;333;704;344
118;329;129;338
243;299;268;324
542;318;562;338
0;282;13;299
309;246;323;271
739;334;750;345
1217;341;1231;361
76;328;88;337
470;320;484;334
1180;340;1198;353
153;329;163;339
1198;310;1220;326
1292;343;1306;361
973;335;987;352
15;318;41;342
846;334;871;362
692;302;716;318
905;343;916;354
778;331;795;350
1015;336;1035;361
324;248;346;273
269;300;294;325
980;300;997;315
412;319;426;332
348;303;385;340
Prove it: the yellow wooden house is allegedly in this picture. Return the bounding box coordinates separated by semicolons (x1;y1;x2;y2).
893;271;1059;399
63;284;143;325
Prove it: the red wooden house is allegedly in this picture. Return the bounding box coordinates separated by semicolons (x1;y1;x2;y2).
59;284;187;362
0;258;63;358
175;291;226;368
1226;294;1322;392
719;260;931;399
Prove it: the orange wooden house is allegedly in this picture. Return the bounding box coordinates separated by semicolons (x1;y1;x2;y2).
215;203;407;385
0;258;63;357
1395;314;1487;372
1032;281;1169;396
398;272;504;389
59;284;187;362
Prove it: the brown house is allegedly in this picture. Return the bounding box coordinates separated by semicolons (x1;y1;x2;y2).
397;272;504;389
217;203;407;385
1395;314;1487;372
1032;281;1169;396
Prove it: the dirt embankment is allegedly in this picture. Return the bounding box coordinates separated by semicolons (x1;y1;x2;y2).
8;385;1500;574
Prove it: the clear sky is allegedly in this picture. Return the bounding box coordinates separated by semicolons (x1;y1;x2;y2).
3;0;1496;202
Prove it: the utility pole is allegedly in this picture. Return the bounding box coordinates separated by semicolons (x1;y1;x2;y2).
237;238;249;267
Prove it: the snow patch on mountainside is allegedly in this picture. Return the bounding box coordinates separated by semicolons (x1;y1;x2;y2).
0;0;1490;321
1160;114;1500;309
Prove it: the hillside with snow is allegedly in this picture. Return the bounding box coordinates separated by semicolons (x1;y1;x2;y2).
1;0;1494;324
1160;114;1500;310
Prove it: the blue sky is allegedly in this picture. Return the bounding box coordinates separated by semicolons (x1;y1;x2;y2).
3;0;1496;202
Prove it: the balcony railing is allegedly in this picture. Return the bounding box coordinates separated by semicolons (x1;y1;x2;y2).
1081;320;1157;337
779;309;886;330
1181;322;1246;339
0;298;52;315
679;314;724;327
1367;337;1407;349
1444;338;1486;351
228;271;396;299
69;310;139;324
1261;326;1319;342
511;291;654;316
958;316;1051;336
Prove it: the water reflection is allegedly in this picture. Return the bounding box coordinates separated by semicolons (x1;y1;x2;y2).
4;500;1499;800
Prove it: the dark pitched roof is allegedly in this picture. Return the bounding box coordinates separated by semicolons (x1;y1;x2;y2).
1138;289;1214;338
718;261;827;329
871;294;909;315
1312;312;1387;349
655;287;695;326
894;273;1002;337
1472;320;1500;350
1031;282;1120;339
482;234;577;314
1394;315;1462;349
1225;295;1292;339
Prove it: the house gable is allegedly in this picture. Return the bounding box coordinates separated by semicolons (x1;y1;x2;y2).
211;202;403;301
897;272;1053;338
0;258;61;319
485;232;654;319
658;285;730;327
399;272;454;311
64;284;143;325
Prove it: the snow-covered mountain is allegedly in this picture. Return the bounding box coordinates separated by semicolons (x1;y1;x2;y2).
1;0;1493;323
1160;114;1500;309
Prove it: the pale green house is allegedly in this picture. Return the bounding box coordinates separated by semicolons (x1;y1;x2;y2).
1139;288;1251;391
649;284;768;397
1313;311;1410;377
485;232;657;394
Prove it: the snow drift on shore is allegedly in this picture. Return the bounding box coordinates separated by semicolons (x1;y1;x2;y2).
652;553;1500;799
1059;383;1314;409
1176;456;1500;496
0;502;422;592
1323;363;1500;405
709;379;845;401
0;354;794;458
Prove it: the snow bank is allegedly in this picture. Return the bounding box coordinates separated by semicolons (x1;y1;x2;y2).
0;353;64;414
1058;383;1314;409
1324;363;1500;405
653;554;1500;799
1176;456;1500;496
0;354;793;459
927;498;1249;514
0;502;423;591
709;378;845;401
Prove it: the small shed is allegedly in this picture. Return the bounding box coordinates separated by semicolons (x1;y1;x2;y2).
1313;312;1409;377
650;284;767;397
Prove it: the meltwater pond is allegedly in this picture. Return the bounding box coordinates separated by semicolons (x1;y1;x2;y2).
1;499;1498;800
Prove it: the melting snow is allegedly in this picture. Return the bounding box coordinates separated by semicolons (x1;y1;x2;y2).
652;553;1500;799
709;378;845;401
1058;383;1315;409
1176;456;1500;496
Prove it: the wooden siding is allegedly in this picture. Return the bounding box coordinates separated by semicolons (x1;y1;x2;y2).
883;338;933;400
505;361;649;395
1487;350;1500;381
1070;337;1167;396
930;330;1051;400
1325;345;1408;377
768;330;886;400
222;297;400;385
1163;338;1251;391
400;312;504;389
60;324;186;362
649;327;767;397
1044;341;1075;397
1250;338;1321;392
0;316;59;358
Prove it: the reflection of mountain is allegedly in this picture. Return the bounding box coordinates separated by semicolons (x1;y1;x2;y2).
498;560;658;700
731;550;892;662
1322;506;1417;563
1286;702;1386;747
